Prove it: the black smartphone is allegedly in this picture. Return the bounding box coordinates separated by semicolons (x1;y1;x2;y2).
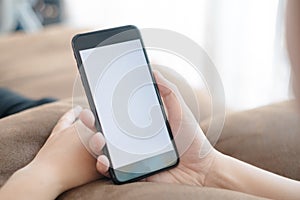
71;25;179;184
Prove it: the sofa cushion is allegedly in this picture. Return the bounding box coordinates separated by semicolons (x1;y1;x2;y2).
58;180;264;200
201;100;300;180
0;100;297;199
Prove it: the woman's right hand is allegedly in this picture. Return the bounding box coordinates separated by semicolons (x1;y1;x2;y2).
143;71;221;186
92;71;221;186
91;71;300;200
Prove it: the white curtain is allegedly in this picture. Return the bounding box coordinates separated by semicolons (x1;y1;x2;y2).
64;0;291;111
202;0;291;110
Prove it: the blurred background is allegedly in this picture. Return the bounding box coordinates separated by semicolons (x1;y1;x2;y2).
0;0;291;111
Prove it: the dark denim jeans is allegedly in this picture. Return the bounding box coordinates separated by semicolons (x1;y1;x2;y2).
0;88;56;118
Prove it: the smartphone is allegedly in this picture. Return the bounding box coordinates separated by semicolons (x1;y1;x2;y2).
71;25;179;184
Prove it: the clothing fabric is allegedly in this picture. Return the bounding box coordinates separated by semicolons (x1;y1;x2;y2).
0;88;56;118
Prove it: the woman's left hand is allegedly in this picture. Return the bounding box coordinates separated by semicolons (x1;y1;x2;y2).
0;106;108;200
29;106;108;192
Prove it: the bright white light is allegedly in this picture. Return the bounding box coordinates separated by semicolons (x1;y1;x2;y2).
63;0;291;111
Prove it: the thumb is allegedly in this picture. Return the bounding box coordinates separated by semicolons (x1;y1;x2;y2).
153;70;183;135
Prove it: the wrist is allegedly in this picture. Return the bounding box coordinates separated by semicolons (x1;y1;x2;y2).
202;150;228;188
190;149;224;187
13;163;64;198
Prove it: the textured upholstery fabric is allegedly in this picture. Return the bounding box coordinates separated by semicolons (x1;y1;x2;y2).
1;26;298;199
0;100;273;200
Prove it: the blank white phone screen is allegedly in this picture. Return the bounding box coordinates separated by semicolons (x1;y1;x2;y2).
79;39;175;169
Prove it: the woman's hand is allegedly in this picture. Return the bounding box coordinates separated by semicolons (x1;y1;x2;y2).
92;71;220;186
0;106;107;200
90;71;300;200
144;71;220;186
30;106;108;192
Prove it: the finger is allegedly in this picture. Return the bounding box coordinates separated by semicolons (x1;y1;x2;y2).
52;106;82;134
153;70;182;112
153;70;177;96
88;132;106;155
154;70;198;121
153;71;183;131
96;155;110;177
154;71;202;157
79;109;97;132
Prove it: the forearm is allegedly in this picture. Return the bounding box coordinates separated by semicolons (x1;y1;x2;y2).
205;153;300;200
0;165;63;200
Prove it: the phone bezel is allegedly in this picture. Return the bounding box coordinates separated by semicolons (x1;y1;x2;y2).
71;25;179;184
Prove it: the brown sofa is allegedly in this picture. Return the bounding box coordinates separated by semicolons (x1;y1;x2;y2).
0;26;299;199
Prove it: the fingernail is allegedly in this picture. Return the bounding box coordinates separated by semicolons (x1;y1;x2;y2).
89;135;101;155
74;105;83;113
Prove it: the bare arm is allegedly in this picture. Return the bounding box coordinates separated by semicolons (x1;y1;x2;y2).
0;165;63;200
205;153;300;200
154;71;300;199
93;71;300;200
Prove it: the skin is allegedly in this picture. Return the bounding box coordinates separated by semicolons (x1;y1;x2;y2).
98;72;300;200
1;1;300;199
1;71;299;200
0;106;106;199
